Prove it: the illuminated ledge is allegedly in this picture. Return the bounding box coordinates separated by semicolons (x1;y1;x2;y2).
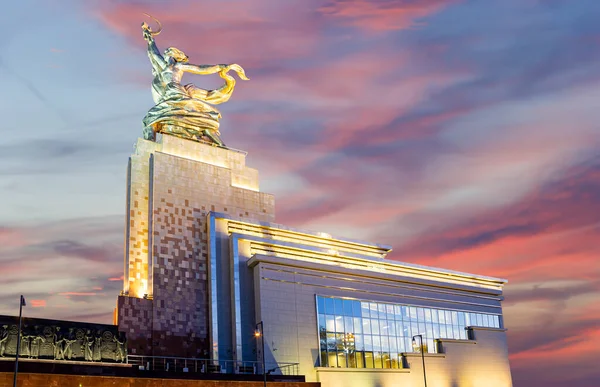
248;254;505;295
211;212;392;255
467;326;508;332
400;352;446;358
435;338;477;344
315;367;410;373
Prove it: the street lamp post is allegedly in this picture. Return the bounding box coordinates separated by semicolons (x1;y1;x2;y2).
13;295;26;387
255;321;266;387
412;334;427;387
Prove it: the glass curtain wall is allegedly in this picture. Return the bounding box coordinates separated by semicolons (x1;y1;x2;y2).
316;295;501;369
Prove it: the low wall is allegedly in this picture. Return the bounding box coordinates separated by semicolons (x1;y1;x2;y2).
0;373;320;387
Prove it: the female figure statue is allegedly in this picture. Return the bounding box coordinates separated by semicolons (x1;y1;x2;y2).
141;17;248;147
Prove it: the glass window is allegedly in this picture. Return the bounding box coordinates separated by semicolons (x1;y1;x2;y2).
364;351;374;368
326;315;335;332
424;308;432;323
403;321;411;337
328;352;337;368
388;320;396;336
389;336;398;352
370;303;379;319
438;310;446;324
364;335;373;351
427;339;435;354
380;320;389;335
390;353;400;369
458;312;466;326
345;317;354;333
380;335;389;351
486;314;493;327
327;333;336;351
382;352;391;369
433;324;440;339
418;322;426;336
395;321;403;337
334;299;344;315
371;319;380;335
477;314;484;327
317;296;325;313
411;322;419;337
378;303;387;319
363;318;371;334
453;326;461;339
439;324;447;338
335;316;344;332
373;351;383;369
320;350;328;366
386;304;394;318
394;305;402;320
356;351;365;368
343;299;353;316
451;311;458;326
373;335;381;352
354;334;364;351
401;306;409;320
318;314;326;331
361;302;370;319
409;307;417;321
316;296;505;369
445;311;453;325
426;324;433;338
398;337;406;353
324;297;334;314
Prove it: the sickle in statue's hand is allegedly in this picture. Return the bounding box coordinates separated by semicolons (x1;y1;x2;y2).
142;13;162;36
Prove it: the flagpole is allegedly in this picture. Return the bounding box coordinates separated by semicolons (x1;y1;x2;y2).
13;295;25;387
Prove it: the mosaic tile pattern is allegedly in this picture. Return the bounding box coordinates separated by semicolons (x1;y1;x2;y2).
119;135;275;357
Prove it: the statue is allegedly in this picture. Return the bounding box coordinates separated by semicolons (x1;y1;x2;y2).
29;329;45;359
0;325;7;357
113;333;127;363
141;14;249;147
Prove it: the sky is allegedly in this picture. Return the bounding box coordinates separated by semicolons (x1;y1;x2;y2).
1;0;599;385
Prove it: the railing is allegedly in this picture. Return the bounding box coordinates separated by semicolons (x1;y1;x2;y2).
127;355;299;376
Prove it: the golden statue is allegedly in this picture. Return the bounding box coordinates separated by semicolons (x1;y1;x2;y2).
141;15;248;146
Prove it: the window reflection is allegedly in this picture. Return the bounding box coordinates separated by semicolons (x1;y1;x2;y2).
316;295;501;368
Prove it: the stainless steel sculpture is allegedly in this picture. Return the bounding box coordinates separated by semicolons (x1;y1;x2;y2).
141;14;249;147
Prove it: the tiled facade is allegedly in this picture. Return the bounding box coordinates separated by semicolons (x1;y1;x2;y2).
117;135;274;357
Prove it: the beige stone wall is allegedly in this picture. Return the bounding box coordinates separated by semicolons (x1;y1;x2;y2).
119;135;275;357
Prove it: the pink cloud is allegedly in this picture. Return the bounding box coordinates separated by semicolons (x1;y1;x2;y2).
319;0;456;31
58;292;97;296
30;299;46;308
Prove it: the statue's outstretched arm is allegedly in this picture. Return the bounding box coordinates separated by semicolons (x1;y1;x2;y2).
179;63;225;75
143;27;166;72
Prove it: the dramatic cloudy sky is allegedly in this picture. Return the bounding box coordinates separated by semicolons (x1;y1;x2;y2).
1;0;599;385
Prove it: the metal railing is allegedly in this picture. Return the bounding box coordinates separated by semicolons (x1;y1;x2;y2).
127;355;299;376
